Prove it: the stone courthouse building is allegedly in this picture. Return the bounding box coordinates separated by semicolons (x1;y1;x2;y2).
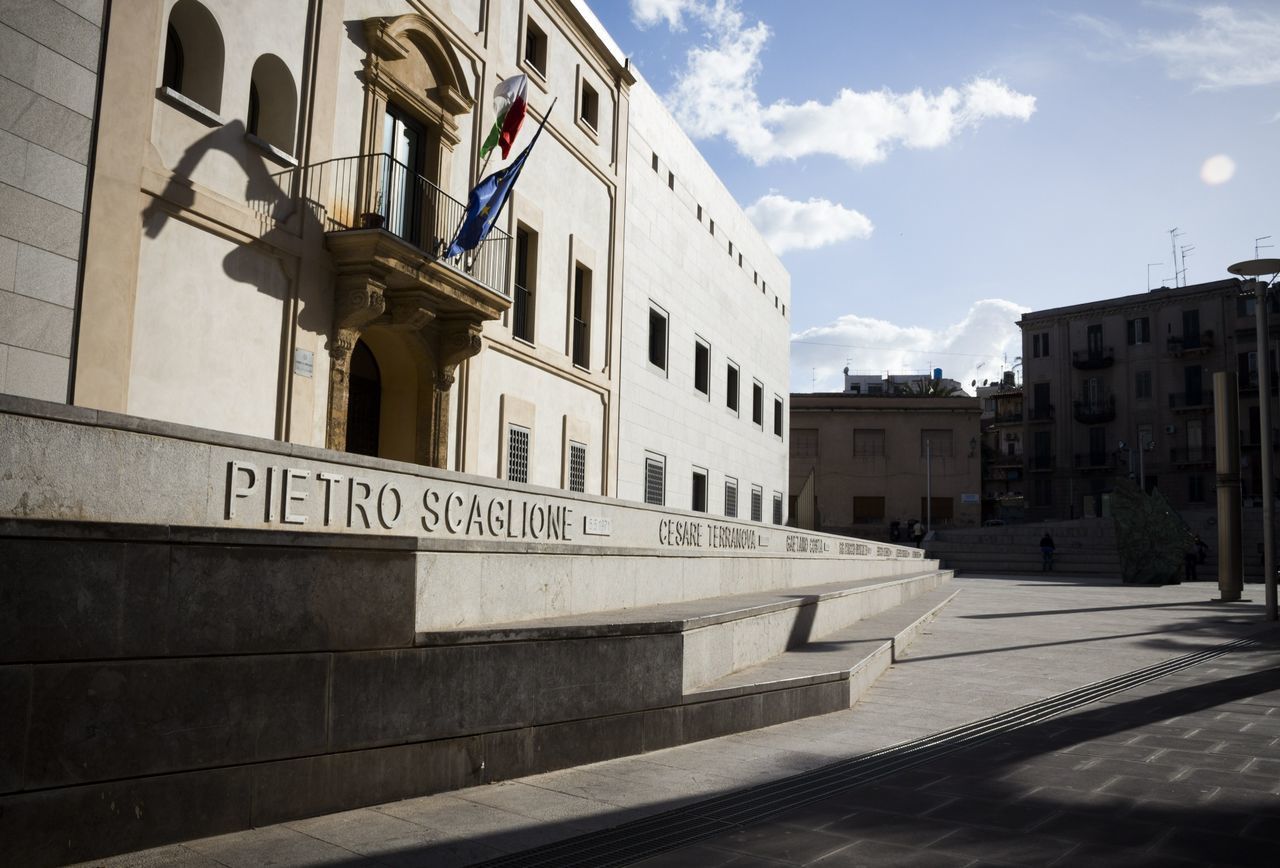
2;0;790;513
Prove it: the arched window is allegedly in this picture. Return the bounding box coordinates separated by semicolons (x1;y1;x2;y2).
247;54;297;154
163;0;224;114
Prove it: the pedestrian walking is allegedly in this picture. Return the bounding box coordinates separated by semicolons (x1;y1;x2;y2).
1039;532;1055;572
911;521;924;548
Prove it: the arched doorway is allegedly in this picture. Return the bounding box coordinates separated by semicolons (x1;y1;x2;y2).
346;339;381;457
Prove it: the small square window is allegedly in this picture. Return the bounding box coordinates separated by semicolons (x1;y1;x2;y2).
523;19;548;77
579;79;599;130
694;340;710;396
649;306;668;371
692;468;707;512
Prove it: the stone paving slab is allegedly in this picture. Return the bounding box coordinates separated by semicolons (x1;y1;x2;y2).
75;574;1278;868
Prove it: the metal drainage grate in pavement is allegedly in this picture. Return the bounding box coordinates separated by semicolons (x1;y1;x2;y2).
472;636;1261;868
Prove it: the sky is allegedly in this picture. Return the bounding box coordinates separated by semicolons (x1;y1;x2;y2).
589;0;1280;394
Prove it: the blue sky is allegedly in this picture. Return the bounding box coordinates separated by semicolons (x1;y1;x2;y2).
590;1;1280;393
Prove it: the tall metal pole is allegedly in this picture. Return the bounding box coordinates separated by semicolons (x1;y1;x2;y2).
1214;370;1243;601
1254;280;1278;620
1138;434;1145;494
926;439;932;534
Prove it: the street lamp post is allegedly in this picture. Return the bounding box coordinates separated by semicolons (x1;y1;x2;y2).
1228;258;1280;622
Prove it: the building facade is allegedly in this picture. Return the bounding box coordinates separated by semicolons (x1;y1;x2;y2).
3;0;789;514
0;0;105;402
1018;277;1273;520
977;377;1025;522
789;393;982;539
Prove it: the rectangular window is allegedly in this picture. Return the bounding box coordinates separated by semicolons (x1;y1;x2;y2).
644;454;665;506
648;306;668;371
1033;478;1053;507
750;485;763;522
791;428;818;460
667;170;675;189
1183;309;1201;348
1126;317;1150;345
852;496;885;524
572;265;591;369
692;468;707;512
651;152;659;172
726;362;739;412
1135;370;1152;399
568;440;586;493
1187;418;1204;462
921;496;954;523
772;493;783;525
1188;474;1205;503
523;19;547;76
513;227;536;343
579;79;599;130
1032;331;1050;358
709;218;715;236
752;381;763;426
694;339;710;395
1087;324;1103;357
773;396;783;437
506;424;530;484
724;477;738;518
853;428;886;457
920;429;954;458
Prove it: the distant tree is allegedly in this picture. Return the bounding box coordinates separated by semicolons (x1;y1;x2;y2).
897;379;962;397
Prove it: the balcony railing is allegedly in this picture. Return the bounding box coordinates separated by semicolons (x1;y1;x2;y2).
285;153;511;298
1028;404;1054;422
1072;347;1115;370
992;411;1023;425
1072;395;1116;424
1169;447;1213;465
1168;390;1214;410
1074;451;1112;469
1167;330;1215;356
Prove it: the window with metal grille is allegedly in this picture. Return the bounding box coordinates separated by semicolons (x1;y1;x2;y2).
791;428;818;459
853;428;885;457
920;429;954;457
772;493;783;525
724;478;738;517
506;424;530;484
750;486;762;522
692;469;707;512
644;455;665;505
568;441;586;493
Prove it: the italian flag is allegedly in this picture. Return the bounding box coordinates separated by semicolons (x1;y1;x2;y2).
480;74;528;160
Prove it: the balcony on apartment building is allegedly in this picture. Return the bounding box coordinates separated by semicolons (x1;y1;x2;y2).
1168;390;1214;411
1071;347;1114;370
1167;330;1215;357
1169;446;1215;467
1028;404;1055;423
991;409;1024;426
1073;451;1113;471
1072;394;1116;424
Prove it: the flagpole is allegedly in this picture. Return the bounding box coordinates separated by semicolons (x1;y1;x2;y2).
465;98;556;268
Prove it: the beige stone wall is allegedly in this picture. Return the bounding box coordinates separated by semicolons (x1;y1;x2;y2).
0;0;103;401
790;395;983;536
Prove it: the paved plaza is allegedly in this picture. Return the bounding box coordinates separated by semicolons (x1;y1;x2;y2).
79;574;1279;867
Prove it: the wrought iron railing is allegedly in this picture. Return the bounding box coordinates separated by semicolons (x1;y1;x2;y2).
1072;347;1115;369
1029;404;1054;422
1168;390;1213;409
1072;394;1116;424
278;153;511;298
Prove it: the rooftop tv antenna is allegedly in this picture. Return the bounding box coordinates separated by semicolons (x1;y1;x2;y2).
1179;244;1195;286
1147;262;1163;290
1169;227;1183;286
1257;236;1274;259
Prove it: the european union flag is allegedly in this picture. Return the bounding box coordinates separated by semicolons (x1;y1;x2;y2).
445;113;548;259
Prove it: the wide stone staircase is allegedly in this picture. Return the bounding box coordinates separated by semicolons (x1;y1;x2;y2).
925;519;1122;576
0;395;958;867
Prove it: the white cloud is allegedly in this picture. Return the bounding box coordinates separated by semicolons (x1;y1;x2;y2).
1200;153;1236;185
789;299;1029;394
1135;5;1280;88
637;0;1035;167
745;194;873;255
630;0;699;29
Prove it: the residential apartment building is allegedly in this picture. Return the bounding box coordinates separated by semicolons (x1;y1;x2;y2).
977;377;1025;522
2;0;789;514
789;392;982;538
1019;276;1272;520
